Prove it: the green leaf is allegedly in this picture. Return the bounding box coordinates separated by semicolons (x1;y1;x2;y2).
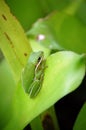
4;51;85;130
46;1;86;53
27;17;64;51
47;10;86;53
0;0;32;81
0;59;15;129
5;0;46;30
73;103;86;130
27;1;86;54
6;0;72;30
75;1;86;25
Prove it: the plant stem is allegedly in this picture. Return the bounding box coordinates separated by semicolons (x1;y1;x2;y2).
30;106;60;130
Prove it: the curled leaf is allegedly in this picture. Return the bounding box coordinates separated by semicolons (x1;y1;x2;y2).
5;51;85;130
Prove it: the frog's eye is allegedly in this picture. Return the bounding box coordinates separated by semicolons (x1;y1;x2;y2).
37;57;41;62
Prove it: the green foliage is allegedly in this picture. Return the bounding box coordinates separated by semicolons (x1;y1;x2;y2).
2;51;86;130
0;60;15;129
73;103;86;130
0;0;86;130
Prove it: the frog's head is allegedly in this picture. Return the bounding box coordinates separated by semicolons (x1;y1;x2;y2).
29;51;44;64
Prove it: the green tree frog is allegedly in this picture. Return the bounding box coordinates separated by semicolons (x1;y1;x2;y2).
21;51;45;98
